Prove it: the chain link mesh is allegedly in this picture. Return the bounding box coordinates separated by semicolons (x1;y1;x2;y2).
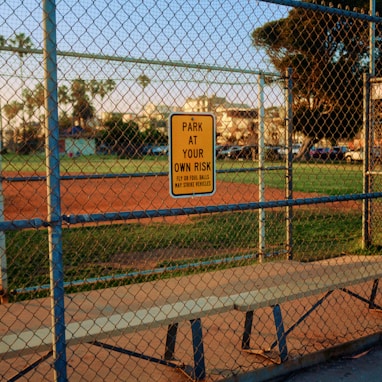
0;1;382;381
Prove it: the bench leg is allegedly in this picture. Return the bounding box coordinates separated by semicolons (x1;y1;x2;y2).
369;279;379;309
190;318;206;381
164;323;178;360
272;304;288;362
240;307;288;363
242;311;254;350
165;320;206;380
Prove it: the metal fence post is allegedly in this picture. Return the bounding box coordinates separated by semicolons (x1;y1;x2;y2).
0;95;6;304
370;0;376;76
43;1;67;380
285;68;293;260
362;73;371;248
258;72;266;262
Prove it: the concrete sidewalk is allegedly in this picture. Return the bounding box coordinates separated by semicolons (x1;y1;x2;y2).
282;343;382;382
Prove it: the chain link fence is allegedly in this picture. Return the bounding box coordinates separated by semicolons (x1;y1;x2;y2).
368;77;382;246
0;1;382;381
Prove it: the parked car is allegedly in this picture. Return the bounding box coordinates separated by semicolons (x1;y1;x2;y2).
344;149;363;162
216;145;231;158
96;144;113;155
265;146;281;161
309;147;330;160
217;145;241;159
344;147;382;162
227;145;258;160
141;145;154;155
329;146;348;160
151;145;168;156
277;144;302;158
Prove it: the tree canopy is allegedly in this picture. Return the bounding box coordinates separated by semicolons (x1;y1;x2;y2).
58;78;115;129
9;32;34;58
252;0;382;155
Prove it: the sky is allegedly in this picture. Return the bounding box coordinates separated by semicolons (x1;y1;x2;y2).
54;0;286;68
0;1;288;117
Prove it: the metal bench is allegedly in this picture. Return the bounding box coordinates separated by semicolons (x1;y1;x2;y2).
234;261;382;363
1;257;382;381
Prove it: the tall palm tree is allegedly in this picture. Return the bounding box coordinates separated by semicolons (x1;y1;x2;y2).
9;33;34;89
9;33;34;131
88;79;116;101
3;101;23;151
137;74;151;129
22;83;44;121
9;32;33;61
0;35;6;48
3;101;23;123
137;74;150;91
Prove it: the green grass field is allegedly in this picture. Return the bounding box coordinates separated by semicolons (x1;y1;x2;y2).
7;208;365;301
3;153;364;195
2;154;377;301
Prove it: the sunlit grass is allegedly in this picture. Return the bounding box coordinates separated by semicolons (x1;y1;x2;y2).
2;153;364;195
7;209;366;301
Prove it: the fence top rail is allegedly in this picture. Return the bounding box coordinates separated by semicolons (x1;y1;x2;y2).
264;0;382;23
0;45;279;77
0;191;380;231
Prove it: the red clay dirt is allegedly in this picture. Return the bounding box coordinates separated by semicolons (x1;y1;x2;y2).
2;174;357;222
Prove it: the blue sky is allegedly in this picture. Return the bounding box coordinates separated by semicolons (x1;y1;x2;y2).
0;1;288;113
1;1;287;69
55;0;286;69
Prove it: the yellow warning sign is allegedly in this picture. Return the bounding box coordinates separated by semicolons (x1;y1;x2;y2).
169;112;216;198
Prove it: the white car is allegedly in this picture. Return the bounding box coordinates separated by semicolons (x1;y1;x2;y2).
344;149;363;162
344;147;382;162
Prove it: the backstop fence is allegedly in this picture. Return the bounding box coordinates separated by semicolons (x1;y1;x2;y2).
1;1;382;381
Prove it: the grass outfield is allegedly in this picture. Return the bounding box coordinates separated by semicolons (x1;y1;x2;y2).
2;153;364;195
2;153;377;301
6;209;369;301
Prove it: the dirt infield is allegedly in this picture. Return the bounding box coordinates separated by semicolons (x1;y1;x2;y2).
3;175;355;222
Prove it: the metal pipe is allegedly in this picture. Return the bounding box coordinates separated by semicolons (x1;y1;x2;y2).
265;0;381;22
2;166;286;183
42;1;67;380
370;0;376;76
258;73;266;262
285;68;293;260
362;74;371;248
0;45;278;77
0;191;380;232
0;95;6;303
